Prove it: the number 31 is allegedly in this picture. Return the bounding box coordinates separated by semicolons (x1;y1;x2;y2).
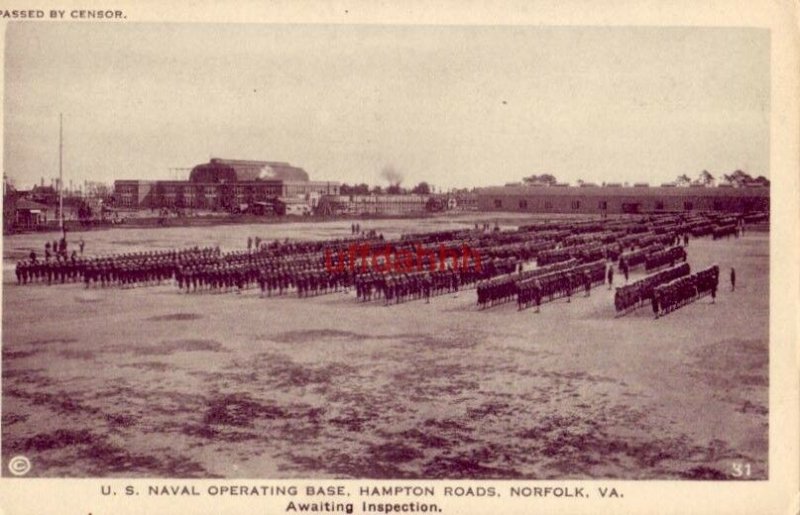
731;462;752;477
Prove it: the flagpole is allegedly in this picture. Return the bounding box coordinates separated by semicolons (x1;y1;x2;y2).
59;113;64;233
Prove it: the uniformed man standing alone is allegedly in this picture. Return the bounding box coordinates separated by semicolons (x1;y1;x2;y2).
711;277;717;304
652;292;659;318
583;270;592;297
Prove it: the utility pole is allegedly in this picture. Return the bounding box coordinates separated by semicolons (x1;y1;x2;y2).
59;113;64;232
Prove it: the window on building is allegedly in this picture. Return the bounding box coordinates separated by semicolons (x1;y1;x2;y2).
494;199;502;208
684;201;693;211
598;201;608;210
655;201;665;210
571;200;581;210
519;199;528;209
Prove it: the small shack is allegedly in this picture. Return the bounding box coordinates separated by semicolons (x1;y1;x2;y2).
276;197;311;216
14;199;49;229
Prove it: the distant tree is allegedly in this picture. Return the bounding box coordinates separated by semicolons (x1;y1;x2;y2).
354;183;370;195
340;183;353;195
576;179;585;187
425;197;445;212
723;169;755;187
539;174;557;185
84;182;114;203
76;200;94;224
675;174;692;186
698;170;715;186
411;182;431;195
371;185;383;195
3;173;15;195
753;175;770;186
386;184;404;195
522;174;557;185
3;177;18;232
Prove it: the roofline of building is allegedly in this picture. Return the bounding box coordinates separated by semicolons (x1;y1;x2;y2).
208;157;291;166
15;199;50;210
477;185;769;197
114;179;340;185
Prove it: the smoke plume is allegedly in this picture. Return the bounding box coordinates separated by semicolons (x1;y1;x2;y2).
380;165;404;186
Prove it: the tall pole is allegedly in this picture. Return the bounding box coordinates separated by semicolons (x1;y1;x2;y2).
59;113;64;232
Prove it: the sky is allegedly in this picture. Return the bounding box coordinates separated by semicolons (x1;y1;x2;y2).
4;23;769;190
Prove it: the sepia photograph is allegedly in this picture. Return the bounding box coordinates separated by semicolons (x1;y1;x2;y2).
1;21;773;480
0;6;797;512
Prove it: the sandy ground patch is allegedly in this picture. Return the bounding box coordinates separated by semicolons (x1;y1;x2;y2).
2;220;768;479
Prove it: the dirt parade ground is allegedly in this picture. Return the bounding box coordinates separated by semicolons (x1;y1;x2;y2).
1;215;768;479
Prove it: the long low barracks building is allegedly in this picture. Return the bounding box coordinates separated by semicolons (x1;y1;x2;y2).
476;184;769;214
